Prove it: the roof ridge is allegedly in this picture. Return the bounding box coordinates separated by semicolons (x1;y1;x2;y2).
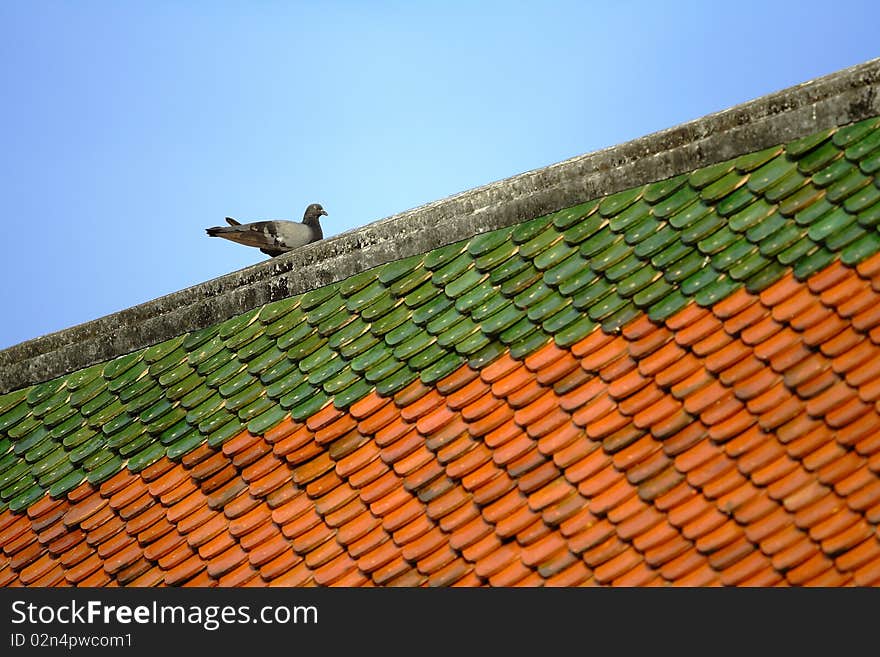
2;57;879;393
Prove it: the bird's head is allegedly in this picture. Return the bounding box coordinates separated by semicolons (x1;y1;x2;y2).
303;203;328;224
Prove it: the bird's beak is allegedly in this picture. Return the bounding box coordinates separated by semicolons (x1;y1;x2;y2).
321;210;328;216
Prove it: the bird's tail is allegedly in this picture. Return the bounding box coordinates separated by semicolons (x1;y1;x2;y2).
206;217;242;236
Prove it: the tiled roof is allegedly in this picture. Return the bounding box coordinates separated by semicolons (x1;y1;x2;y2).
2;107;880;585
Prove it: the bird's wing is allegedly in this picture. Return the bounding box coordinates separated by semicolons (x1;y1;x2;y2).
275;222;317;250
205;220;294;250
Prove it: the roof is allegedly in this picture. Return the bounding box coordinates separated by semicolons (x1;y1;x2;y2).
1;59;880;586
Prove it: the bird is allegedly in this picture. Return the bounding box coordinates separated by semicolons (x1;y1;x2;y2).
206;203;328;257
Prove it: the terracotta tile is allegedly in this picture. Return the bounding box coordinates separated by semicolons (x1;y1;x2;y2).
392;444;434;477
667;311;721;346
225;504;269;538
850;485;880;520
852;555;880;586
709;286;754;318
786;552;834;585
382;497;423;533
291;522;334;554
736;566;782;586
340;390;383;419
785;428;832;465
242;532;288;568
821;516;873;555
304;535;344;569
62;493;107;528
761;469;808;506
486;555;531;586
475;351;517;381
218;430;258;458
78;569;112;587
339;520;384;558
63;551;103;583
808;505;860;542
580;534;628;568
820;272;869;308
496;505;540;539
280;503;322;541
594;547;642;584
781;479;833;519
608;560;657;586
371;555;411;585
267;560;313;586
702;469;747;502
719;356;764;392
146;467;188;500
588;477;634;516
536;353;581;386
675;562;719;586
308;552;355;585
535;547;577;579
524;478;573;513
353;401;398;439
516;515;552;546
584;408;629;440
804;567;851;586
695;517;742;553
576;460;627;500
18;554;57;585
517;531;564;567
620;312;656;340
552;364;591;397
792;494;839;530
691;457;738;494
769;343;812;376
255;546;300;582
470;541;517;578
418;544;457;576
568;517;615;554
534;423;581;459
233;439;273;470
656;544;703;579
570;329;616;360
515;460;557;495
0;516;32;550
718;548;769;586
856;251;880;278
634;463;684;502
720;298;766;336
852;301;880;333
690;324;735;359
544;559;591;586
834;465;876;498
259;416;299;444
357;540;400;574
247;464;291;500
26;495;65;522
520;341;564;372
836;536;880;573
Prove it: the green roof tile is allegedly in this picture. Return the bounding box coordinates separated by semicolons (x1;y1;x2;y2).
833;117;878;147
785;127;835;157
688;161;735;189
748;155;797;194
3;115;880;501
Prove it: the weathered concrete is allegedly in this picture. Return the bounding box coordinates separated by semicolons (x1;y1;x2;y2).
2;58;879;394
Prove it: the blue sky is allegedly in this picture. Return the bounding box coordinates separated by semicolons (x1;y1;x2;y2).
0;1;877;350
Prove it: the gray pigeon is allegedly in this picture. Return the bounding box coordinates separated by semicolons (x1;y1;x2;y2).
206;203;328;257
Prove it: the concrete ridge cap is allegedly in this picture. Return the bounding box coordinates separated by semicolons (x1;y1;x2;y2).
1;56;879;393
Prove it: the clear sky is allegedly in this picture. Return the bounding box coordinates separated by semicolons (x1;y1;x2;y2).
0;1;877;350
